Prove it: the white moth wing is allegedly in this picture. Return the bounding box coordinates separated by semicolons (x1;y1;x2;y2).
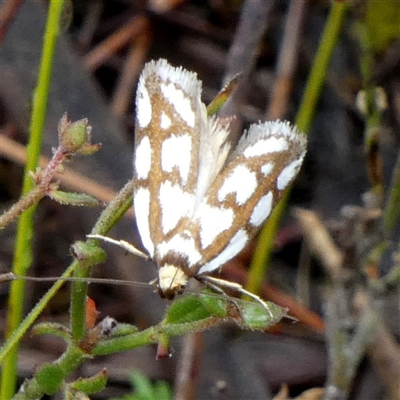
194;116;231;209
133;59;206;258
194;120;307;274
133;59;306;300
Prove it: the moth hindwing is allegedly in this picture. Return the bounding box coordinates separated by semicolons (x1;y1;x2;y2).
133;58;307;301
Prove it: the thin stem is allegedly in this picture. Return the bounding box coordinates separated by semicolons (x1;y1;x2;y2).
1;1;65;399
0;147;68;229
384;149;400;234
0;263;77;364
246;1;348;296
0;179;135;363
70;178;135;341
295;1;349;133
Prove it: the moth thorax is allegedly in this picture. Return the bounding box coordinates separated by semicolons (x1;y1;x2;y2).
158;265;189;300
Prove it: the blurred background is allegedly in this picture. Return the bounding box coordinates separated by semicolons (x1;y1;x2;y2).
0;1;399;399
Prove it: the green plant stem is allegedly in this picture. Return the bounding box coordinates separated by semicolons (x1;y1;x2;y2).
384;150;400;234
0;178;135;367
1;1;65;399
0;263;77;364
11;293;283;398
356;23;394;231
358;23;385;193
70;178;135;341
246;0;349;296
295;1;349;132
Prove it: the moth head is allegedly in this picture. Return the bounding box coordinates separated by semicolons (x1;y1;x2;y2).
157;265;189;300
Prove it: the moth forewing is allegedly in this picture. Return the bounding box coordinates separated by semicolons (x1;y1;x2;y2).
133;59;207;259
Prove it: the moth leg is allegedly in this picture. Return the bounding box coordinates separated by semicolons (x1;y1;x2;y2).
197;277;226;296
201;275;273;318
87;234;150;260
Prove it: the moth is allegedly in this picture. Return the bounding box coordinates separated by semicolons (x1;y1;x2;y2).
93;59;306;306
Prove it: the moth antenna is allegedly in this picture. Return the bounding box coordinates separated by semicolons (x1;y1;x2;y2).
1;273;153;289
1;274;295;321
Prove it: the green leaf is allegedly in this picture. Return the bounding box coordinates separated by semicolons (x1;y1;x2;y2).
70;369;108;394
31;322;71;342
207;73;241;116
163;293;287;330
236;300;288;330
65;388;91;399
109;322;139;337
130;371;155;399
152;382;172;400
48;190;103;207
109;371;173;400
129;371;172;400
71;240;107;268
163;295;212;325
36;363;64;395
197;292;229;318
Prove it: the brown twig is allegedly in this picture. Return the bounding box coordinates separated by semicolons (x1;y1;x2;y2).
0;132;127;214
0;145;67;228
294;209;343;281
355;292;400;400
367;324;400;399
76;1;104;51
296;208;400;400
174;332;203;400
0;117;104;228
0;0;25;43
222;0;275;141
84;16;149;71
111;29;152;116
149;0;186;13
266;0;308;120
